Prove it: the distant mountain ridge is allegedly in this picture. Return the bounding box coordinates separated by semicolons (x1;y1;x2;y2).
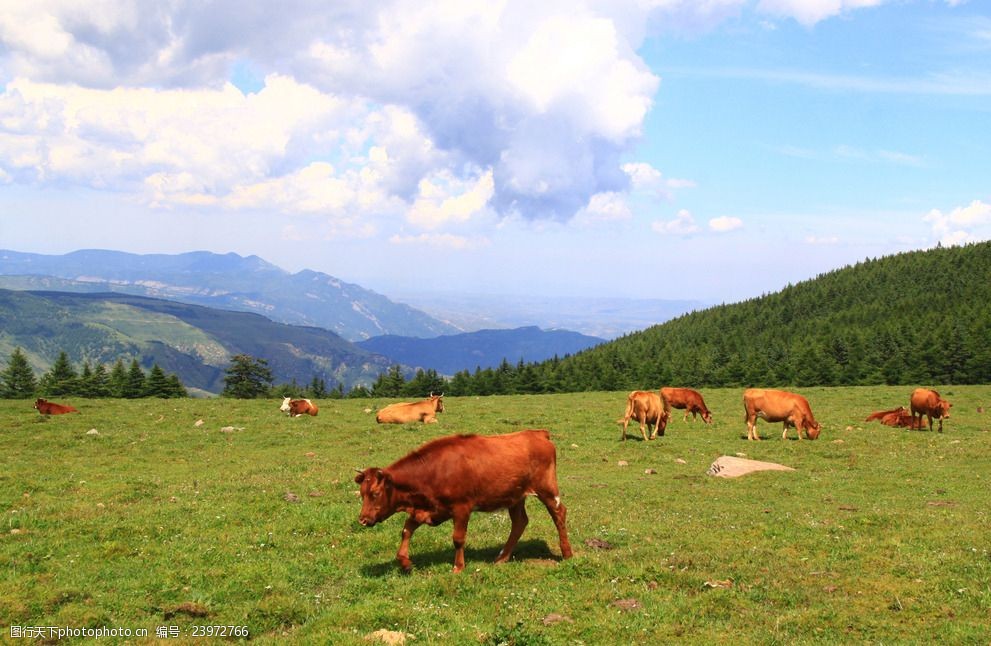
0;289;392;394
358;326;604;375
0;249;459;341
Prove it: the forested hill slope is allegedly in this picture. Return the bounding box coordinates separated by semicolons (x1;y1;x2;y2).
537;242;991;390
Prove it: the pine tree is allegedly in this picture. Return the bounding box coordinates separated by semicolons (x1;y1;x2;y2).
1;347;37;398
371;365;405;397
145;364;171;398
123;359;147;398
165;375;188;398
308;376;328;398
39;352;78;396
88;363;112;397
109;359;128;398
78;361;96;397
222;354;273;399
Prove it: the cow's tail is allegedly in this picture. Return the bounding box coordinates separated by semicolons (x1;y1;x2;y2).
617;398;634;425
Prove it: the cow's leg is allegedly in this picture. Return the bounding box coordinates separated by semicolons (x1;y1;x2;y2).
937;416;943;433
620;416;629;441
451;506;471;573
396;516;422;573
639;417;650;441
495;500;529;564
746;415;760;440
537;492;573;560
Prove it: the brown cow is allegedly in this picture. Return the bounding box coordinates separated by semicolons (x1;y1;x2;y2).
660;387;713;424
743;388;821;441
354;429;573;573
375;393;444;424
617;390;669;441
910;388;951;432
865;406;922;429
289;399;318;417
34;398;79;415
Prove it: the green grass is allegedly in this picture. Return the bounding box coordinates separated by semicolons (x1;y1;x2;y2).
2;387;990;644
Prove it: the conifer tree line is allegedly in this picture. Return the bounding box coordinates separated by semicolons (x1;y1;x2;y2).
0;348;187;399
370;242;991;396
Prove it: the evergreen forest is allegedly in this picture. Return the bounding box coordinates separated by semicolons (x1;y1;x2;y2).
436;241;991;395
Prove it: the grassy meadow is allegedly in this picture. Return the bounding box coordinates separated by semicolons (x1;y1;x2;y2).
2;386;990;644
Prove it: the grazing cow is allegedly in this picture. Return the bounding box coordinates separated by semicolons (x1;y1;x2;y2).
660;387;713;424
375;393;444;424
865;406;922;429
34;398;79;415
910;388;951;432
354;429;573;573
743;388;821;441
617;390;669;441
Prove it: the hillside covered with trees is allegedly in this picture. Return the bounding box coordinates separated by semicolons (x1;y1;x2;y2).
435;241;991;394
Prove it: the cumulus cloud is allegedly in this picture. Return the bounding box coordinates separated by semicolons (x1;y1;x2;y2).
709;216;743;232
924;200;991;246
574;191;633;225
652;209;700;235
406;169;495;229
622;162;663;189
0;0;898;238
0;1;666;227
757;0;886;27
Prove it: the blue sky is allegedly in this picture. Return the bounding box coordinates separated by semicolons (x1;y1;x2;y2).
0;1;988;303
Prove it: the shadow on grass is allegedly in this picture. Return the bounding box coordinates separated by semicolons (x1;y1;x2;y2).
359;539;561;577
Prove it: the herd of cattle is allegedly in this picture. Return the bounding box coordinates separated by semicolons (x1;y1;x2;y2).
350;385;952;573
617;386;952;441
30;387;954;573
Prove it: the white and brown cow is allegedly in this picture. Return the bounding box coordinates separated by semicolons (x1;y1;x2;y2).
280;396;318;417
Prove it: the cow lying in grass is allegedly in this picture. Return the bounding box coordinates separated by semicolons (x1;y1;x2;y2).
280;397;318;417
375;393;444;424
34;398;79;415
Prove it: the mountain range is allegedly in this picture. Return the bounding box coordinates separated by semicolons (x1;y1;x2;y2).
357;326;603;375
0;289;392;395
0;249;458;341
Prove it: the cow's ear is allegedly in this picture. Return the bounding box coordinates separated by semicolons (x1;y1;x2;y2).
354;469;366;484
376;469;391;486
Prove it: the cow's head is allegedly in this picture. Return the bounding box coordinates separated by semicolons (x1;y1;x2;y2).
805;421;821;440
430;393;445;413
354;468;396;527
33;398;45;409
279;396;292;413
938;400;952;419
701;409;713;424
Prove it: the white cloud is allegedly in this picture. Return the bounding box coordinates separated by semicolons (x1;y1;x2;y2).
709;216;743;232
652;209;700;235
388;232;489;250
406;169;495;229
622;162;663;189
575;191;633;225
0;1;668;227
924;200;991;245
757;0;885;27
